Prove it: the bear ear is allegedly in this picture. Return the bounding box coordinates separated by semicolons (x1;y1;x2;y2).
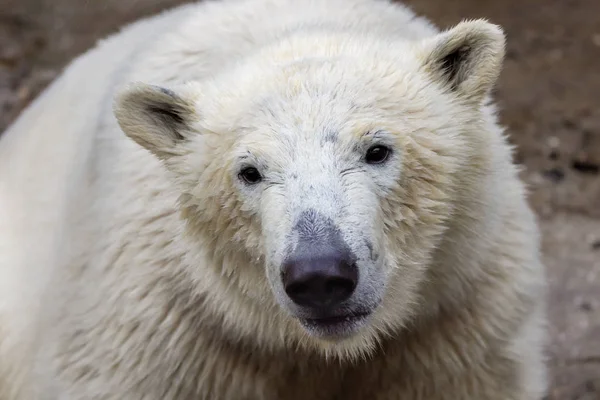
416;19;506;104
113;82;199;159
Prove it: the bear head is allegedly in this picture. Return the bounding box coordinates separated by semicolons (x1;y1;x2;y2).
114;19;505;360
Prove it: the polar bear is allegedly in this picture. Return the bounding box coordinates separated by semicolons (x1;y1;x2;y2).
0;0;547;399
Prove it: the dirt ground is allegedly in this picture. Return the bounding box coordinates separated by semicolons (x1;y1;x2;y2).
1;0;599;398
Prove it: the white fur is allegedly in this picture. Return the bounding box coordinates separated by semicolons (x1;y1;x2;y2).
0;0;547;399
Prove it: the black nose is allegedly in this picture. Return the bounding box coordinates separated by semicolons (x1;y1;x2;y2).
282;249;358;309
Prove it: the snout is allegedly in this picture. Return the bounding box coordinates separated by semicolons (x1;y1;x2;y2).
278;210;374;338
282;247;358;310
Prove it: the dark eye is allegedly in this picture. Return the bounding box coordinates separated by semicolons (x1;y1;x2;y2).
365;145;391;164
239;167;262;184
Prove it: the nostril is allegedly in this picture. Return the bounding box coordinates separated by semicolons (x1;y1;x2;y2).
285;282;310;301
324;276;356;299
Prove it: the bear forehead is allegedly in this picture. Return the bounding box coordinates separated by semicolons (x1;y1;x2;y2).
201;34;433;112
228;55;427;107
203;58;446;142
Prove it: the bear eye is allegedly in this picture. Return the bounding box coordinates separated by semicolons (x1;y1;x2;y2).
239;167;262;184
365;145;391;164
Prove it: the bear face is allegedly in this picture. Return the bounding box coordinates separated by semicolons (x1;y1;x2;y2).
114;20;505;359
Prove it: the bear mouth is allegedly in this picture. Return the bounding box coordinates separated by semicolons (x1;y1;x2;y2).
299;311;371;338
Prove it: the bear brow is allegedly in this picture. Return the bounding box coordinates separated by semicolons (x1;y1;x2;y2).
361;129;385;138
322;129;338;143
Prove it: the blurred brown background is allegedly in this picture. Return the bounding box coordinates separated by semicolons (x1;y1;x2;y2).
1;0;599;398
